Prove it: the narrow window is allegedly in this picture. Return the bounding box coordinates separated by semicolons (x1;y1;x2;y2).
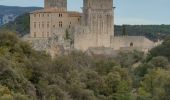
47;14;50;17
130;42;133;47
59;21;62;28
34;22;36;28
42;32;44;37
39;22;40;28
42;22;44;28
47;22;50;28
47;32;49;37
34;32;36;37
59;13;63;17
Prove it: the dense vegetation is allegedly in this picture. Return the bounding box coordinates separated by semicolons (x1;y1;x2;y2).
0;30;170;100
115;25;170;41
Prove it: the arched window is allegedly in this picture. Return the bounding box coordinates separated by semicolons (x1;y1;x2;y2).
130;42;133;47
59;13;63;17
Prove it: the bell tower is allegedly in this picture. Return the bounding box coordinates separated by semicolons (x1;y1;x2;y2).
82;0;114;47
44;0;67;10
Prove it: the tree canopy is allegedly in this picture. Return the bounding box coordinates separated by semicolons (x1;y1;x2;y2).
0;30;170;100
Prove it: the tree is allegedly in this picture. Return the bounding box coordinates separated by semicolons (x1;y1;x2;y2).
137;69;170;100
150;35;170;60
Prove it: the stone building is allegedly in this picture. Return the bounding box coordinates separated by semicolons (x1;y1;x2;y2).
44;0;67;9
29;0;81;54
28;0;158;56
111;36;156;52
30;8;81;38
74;0;114;51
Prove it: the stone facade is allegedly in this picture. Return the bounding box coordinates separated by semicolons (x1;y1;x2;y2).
30;5;81;53
74;0;114;51
30;8;81;39
44;0;67;10
111;36;156;53
28;0;158;56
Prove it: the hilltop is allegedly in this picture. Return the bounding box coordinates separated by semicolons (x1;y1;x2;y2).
0;5;41;15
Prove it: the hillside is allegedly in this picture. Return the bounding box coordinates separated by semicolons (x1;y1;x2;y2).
0;5;41;15
0;13;30;36
0;5;41;25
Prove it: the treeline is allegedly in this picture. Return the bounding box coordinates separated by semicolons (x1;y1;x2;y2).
115;25;170;41
0;30;170;100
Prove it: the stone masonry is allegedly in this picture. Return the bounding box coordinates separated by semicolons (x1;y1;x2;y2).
28;0;159;56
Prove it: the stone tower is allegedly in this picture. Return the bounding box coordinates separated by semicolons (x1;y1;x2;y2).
82;0;114;47
44;0;67;10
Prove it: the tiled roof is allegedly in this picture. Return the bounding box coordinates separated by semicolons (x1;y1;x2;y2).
30;8;66;13
30;7;82;17
68;12;82;17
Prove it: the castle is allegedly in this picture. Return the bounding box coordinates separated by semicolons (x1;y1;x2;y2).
28;0;158;56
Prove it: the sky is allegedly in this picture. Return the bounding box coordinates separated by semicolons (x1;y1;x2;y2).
0;0;170;25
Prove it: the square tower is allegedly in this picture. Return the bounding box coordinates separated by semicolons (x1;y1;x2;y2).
44;0;67;10
82;0;114;47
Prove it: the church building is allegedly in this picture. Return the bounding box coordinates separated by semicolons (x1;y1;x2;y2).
28;0;158;56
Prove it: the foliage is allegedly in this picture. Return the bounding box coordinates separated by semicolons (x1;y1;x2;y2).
150;35;170;60
115;25;170;41
0;30;170;100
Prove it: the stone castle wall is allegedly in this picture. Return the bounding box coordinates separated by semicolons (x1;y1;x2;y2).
74;26;96;51
45;0;67;10
74;0;114;51
28;0;157;56
111;36;155;52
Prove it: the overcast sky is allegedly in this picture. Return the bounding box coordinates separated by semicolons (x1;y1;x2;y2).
0;0;170;25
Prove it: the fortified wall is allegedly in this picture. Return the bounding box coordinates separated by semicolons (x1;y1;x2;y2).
111;36;156;52
27;0;158;56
